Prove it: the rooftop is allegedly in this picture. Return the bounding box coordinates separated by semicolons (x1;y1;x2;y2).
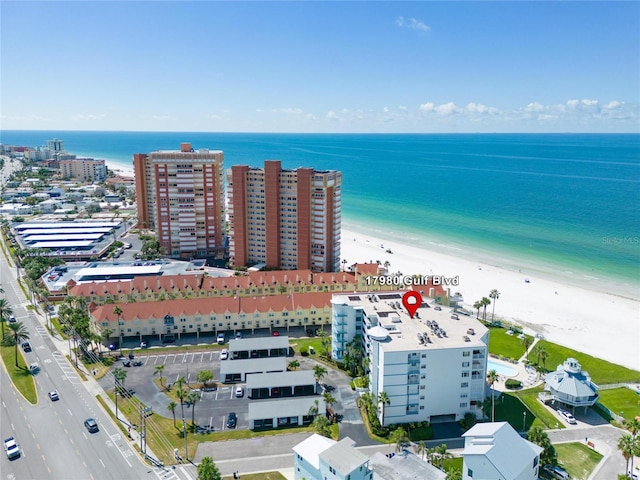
333;291;488;351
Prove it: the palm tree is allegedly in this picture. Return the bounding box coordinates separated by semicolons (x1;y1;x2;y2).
0;298;12;340
378;391;390;426
527;426;557;466
486;369;498;422
473;300;482;319
6;321;30;367
618;434;635;476
489;289;500;321
312;414;332;438
539;348;549;370
288;359;300;371
187;391;200;426
113;305;123;354
154;364;165;387
415;439;427;460
521;335;533;357
390;426;410;453
175;387;188;425
167;401;178;427
113;367;127;420
433;443;451;470
480;297;491;322
313;364;328;384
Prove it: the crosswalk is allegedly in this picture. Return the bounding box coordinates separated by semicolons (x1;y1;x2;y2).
51;351;83;384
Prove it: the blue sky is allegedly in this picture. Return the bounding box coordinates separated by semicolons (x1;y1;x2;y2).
2;1;639;133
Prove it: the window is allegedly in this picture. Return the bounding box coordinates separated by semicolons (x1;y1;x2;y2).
467;468;473;477
462;371;469;377
462;361;470;367
463;351;470;357
460;402;467;408
461;382;469;388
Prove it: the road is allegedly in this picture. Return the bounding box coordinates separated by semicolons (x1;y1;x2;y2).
0;242;164;479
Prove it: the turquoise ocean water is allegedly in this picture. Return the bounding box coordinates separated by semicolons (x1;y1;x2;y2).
2;131;639;295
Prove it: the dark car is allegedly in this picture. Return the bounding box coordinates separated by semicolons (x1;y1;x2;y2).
128;353;135;360
21;342;32;352
226;412;237;429
122;360;131;367
84;418;99;433
132;360;143;367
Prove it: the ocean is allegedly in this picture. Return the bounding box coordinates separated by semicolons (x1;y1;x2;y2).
2;131;639;294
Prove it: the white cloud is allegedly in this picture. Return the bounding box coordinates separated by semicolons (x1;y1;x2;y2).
525;102;544;113
398;105;408;111
582;99;598;107
602;100;622;110
72;113;106;121
255;109;264;113
537;114;557;121
383;107;389;113
419;102;435;112
396;16;430;32
273;107;303;115
151;115;171;120
435;102;457;115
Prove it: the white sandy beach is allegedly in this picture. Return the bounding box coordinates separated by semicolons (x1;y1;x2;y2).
341;228;640;372
104;160;134;178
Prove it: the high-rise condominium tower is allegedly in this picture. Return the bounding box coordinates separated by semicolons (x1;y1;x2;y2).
227;160;341;272
133;143;225;259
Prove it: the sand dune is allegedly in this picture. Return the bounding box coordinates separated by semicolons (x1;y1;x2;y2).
341;228;640;371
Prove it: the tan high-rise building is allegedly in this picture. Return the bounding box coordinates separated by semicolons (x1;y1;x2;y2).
133;143;225;259
228;160;341;272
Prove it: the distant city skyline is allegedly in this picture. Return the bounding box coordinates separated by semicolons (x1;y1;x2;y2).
1;1;638;133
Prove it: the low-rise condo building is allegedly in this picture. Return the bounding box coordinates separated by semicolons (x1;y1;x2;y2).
540;358;599;411
331;291;488;426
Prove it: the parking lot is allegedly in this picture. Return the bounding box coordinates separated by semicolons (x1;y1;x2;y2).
99;345;360;435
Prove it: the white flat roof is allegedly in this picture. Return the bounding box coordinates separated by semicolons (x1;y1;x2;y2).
75;265;163;278
31;241;94;248
14;221;119;230
248;396;325;420
246;370;315;390
25;234;103;241
20;228;112;235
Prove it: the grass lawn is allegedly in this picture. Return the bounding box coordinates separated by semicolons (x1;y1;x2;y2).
511;385;565;430
443;456;463;473
105;392;319;465
493;391;536;432
597;387;640;423
488;325;532;361
526;340;640;385
222;473;286;480
0;344;38;404
555;442;603;480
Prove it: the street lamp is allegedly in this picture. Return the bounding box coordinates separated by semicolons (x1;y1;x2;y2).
523;411;527;431
184;355;190;388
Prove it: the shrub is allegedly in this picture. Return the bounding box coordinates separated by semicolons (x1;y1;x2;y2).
505;379;522;389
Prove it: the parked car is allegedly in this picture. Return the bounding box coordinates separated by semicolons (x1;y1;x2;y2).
235;387;244;397
217;333;225;344
8;315;16;323
235;331;242;339
220;349;229;360
543;464;571;479
272;330;280;336
48;390;59;401
3;437;20;459
21;341;31;352
84;418;99;433
122;360;131;367
558;409;577;425
434;306;442;311
132;360;143;367
226;412;237;429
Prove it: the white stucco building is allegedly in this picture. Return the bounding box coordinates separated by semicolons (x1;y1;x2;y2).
331;292;488;426
293;434;372;480
461;422;543;480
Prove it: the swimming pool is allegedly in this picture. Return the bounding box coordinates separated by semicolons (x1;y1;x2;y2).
486;359;518;377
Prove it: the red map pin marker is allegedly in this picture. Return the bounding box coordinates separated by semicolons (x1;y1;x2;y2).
402;291;422;319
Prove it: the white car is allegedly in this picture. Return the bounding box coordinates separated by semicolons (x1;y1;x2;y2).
4;437;20;459
48;390;60;401
220;349;228;360
235;387;244;397
558;409;577;425
217;333;225;344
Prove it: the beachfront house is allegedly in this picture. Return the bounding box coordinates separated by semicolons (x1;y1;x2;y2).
461;422;543;480
540;357;599;412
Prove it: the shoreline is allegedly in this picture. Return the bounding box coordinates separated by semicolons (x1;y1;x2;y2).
341;227;640;371
103;158;134;178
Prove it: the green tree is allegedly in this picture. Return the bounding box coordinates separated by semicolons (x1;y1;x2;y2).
390;426;410;453
112;306;123;354
188;391;200;426
5;321;30;367
154;364;165;387
617;434;637;476
0;298;13;340
313;364;328;384
113;367;128;420
433;443;451;469
480;297;491;321
196;369;214;388
521;335;533;357
527;426;557;466
313;414;332;438
486;369;498;422
322;391;337;408
416;439;427;460
197;456;221;480
473;300;482;319
175;386;188;423
489;289;500;321
378;391;391;426
288;359;300;371
167;401;178;427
